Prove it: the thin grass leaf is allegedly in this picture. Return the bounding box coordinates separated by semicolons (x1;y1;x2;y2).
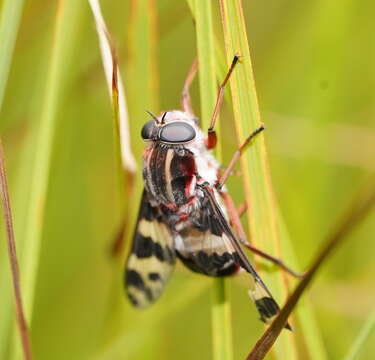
247;181;375;360
95;0;161;348
88;0;137;175
210;279;233;360
189;1;233;359
219;0;330;355
10;1;86;358
219;0;297;357
126;0;159;141
1;1;372;359
188;1;327;359
218;1;311;358
125;0;159;185
343;307;375;360
187;1;217;126
0;0;26;357
88;0;136;258
19;0;84;321
0;0;24;111
0;139;31;360
119;0;159;260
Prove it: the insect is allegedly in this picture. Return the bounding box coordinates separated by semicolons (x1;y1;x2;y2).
125;56;296;328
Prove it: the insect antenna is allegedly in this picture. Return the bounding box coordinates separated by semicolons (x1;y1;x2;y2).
160;111;168;124
145;110;160;124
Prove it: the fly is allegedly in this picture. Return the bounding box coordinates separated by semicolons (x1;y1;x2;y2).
125;56;298;328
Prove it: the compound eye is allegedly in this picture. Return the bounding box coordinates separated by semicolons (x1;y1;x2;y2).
141;120;155;140
159;122;196;144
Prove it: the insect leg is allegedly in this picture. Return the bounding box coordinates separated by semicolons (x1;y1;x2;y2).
181;58;198;114
220;191;304;278
201;184;292;329
207;55;240;150
216;124;265;189
237;202;248;218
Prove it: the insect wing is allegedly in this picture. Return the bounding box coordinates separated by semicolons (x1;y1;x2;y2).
175;200;239;277
198;185;283;325
125;190;175;308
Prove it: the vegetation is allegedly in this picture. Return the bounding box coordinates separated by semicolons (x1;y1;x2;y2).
0;1;374;359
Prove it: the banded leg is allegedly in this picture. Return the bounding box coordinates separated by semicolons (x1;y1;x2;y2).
181;58;198;114
220;191;303;278
216;124;265;190
207;55;240;149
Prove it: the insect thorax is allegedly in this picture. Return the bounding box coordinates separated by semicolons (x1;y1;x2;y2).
142;111;219;209
143;144;198;208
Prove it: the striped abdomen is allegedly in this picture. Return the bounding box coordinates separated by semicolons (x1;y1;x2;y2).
143;145;197;207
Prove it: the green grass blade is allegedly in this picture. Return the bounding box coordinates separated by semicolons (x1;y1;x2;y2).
188;1;233;359
1;1;373;359
0;0;24;111
88;0;137;176
211;279;233;360
247;182;375;359
9;1;86;358
218;1;298;358
96;0;161;346
188;1;217;126
0;0;28;358
343;308;375;360
0;138;31;360
122;0;160;242
88;0;136;262
19;0;85;322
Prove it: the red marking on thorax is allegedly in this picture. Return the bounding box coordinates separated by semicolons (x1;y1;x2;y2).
184;176;195;198
177;155;198;200
178;154;196;177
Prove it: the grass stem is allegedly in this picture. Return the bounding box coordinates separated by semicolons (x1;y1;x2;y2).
189;1;233;358
0;139;32;359
247;181;375;360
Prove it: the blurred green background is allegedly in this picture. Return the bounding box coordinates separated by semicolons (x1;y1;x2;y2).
0;1;374;359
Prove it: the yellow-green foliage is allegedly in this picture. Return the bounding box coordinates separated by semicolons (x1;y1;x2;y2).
0;1;374;360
